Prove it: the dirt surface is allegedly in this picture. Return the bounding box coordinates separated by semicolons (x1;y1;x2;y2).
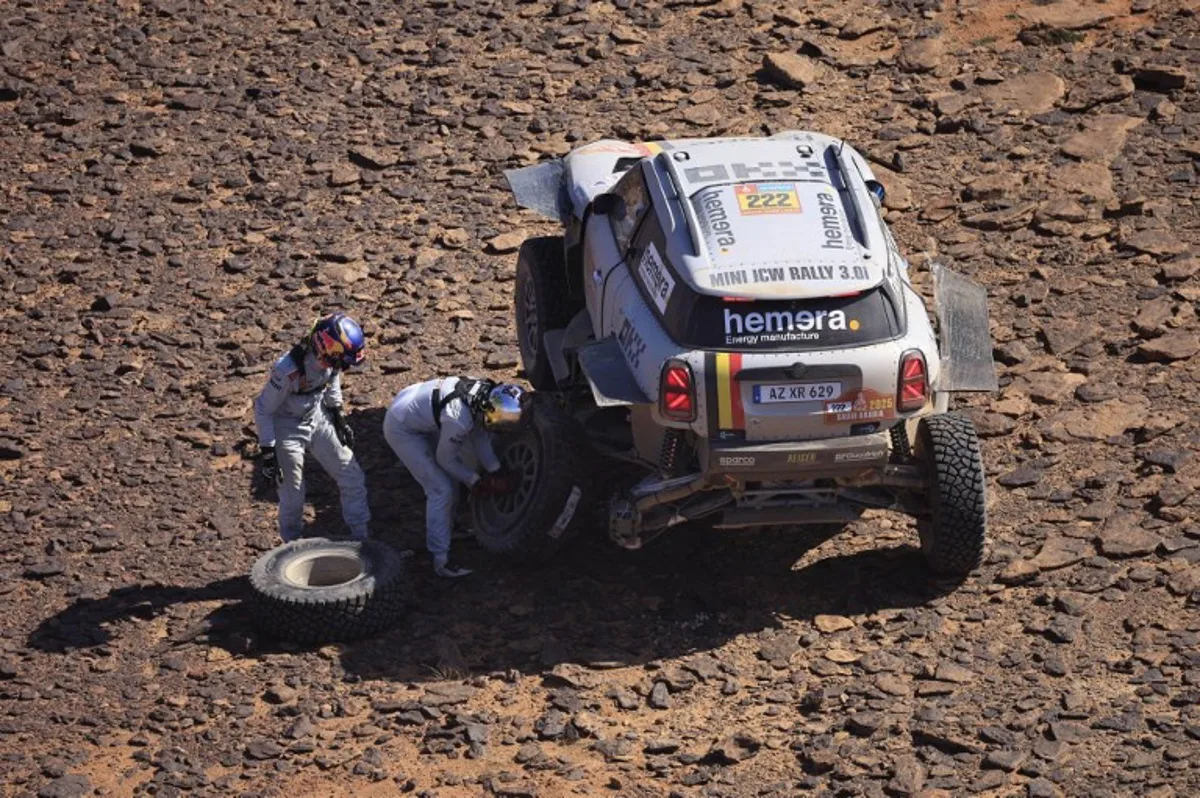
3;0;1200;796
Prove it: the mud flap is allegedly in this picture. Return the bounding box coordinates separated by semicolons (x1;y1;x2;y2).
503;161;570;223
577;336;651;407
933;263;999;393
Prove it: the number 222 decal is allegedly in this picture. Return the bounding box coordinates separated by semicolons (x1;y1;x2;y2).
735;182;801;215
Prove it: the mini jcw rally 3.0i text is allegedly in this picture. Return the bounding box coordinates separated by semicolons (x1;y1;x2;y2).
466;131;997;577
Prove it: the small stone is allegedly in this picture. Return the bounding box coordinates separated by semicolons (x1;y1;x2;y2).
1060;115;1144;164
24;559;67;579
898;37;943;73
1123;229;1189;258
887;755;926;795
486;231;526;254
440;228;470;249
328;165;360;186
983;749;1026;772
1134;64;1190;92
934;662;975;684
761;52;823;89
813;614;855;633
704;732;761;764
648;681;671;710
845;711;885;737
535;709;568;740
998;465;1043;488
348;146;399;170
245;740;284;760
1096;515;1159;558
264;684;298;704
997;559;1040;585
37;775;91;798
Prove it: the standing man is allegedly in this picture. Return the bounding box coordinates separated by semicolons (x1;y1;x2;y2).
254;312;371;543
383;377;528;578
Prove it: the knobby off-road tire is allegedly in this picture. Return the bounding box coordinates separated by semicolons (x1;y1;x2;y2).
249;538;408;644
914;413;987;576
515;236;576;390
470;397;590;560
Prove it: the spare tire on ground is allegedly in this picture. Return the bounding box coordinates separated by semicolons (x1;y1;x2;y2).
470;395;590;560
248;537;408;644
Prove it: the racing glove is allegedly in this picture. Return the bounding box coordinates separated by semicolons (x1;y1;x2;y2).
259;446;282;486
329;407;355;450
475;470;515;495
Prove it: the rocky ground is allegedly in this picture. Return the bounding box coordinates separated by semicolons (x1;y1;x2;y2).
3;0;1200;795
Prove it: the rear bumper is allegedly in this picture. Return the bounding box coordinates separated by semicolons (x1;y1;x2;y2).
699;431;891;480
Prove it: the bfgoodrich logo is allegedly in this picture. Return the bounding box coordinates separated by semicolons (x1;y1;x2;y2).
723;307;858;345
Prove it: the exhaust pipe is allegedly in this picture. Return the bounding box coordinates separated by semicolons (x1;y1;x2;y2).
631;473;710;513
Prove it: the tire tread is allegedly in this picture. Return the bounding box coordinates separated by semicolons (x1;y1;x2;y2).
917;413;987;576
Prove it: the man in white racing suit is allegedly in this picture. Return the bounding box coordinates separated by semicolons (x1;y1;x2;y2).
383;378;528;578
254;313;371;542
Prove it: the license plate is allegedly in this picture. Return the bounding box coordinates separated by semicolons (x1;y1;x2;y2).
752;382;842;404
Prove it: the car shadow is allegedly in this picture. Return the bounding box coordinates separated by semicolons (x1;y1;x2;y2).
33;402;959;675
338;519;957;683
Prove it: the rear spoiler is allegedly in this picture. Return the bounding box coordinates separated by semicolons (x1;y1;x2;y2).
502;161;570;224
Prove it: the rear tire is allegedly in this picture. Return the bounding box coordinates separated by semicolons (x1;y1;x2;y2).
914;413;987;576
248;538;408;644
515;236;576;390
470;396;590;560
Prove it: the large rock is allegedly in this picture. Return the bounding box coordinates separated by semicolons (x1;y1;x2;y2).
1019;2;1119;30
1061;398;1149;440
1121;229;1189;258
1134;64;1191;92
897;38;943;73
1138;333;1200;362
979;73;1066;115
1096;515;1159;558
761;52;823;89
1048;161;1114;202
1060;115;1144;163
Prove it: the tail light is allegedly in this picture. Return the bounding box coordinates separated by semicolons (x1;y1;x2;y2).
897;350;928;412
660;359;696;422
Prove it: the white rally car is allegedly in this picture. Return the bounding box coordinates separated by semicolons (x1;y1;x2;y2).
470;131;997;577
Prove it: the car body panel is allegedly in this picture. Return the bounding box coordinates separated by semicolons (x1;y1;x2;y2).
506;130;991;478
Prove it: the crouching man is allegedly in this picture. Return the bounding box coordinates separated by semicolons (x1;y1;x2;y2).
383;377;528;578
254;312;371;542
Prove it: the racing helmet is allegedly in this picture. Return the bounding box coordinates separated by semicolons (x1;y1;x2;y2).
309;312;366;370
480;383;529;430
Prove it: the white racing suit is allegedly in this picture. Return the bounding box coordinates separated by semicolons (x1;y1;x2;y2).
253;347;370;542
382;377;501;567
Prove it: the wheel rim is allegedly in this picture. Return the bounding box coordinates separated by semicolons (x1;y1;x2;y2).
282;551;368;588
519;277;540;363
475;430;541;529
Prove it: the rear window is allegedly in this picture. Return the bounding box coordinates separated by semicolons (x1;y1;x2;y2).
676;287;901;352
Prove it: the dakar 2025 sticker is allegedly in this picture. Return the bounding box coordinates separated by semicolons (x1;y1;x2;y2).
824;388;895;424
734;182;801;215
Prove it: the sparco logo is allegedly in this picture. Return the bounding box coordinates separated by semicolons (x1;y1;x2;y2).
718;456;756;467
697;189;735;248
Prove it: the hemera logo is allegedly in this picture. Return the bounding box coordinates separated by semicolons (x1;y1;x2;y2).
723;308;858;336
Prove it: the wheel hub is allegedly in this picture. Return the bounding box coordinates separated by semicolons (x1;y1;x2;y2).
476;431;540;525
282;551;367;588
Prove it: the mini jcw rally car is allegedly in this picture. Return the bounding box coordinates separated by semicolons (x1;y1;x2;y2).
469;131;997;577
